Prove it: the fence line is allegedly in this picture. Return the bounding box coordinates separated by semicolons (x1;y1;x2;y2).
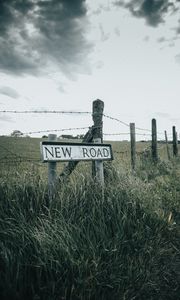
0;102;179;173
0;109;175;138
9;126;103;136
103;114;130;127
0;110;92;114
21;126;91;136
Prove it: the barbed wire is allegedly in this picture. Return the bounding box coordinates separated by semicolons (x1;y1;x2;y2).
103;132;130;136
0;110;92;114
21;126;91;136
1;128;173;140
103;114;130;127
103;113;171;136
14;125;105;136
135;126;151;133
0;109;176;140
103;132;172;139
103;132;152;136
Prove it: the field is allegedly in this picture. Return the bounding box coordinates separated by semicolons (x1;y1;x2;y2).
0;136;179;300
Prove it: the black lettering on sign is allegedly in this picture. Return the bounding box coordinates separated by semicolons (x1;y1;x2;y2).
45;147;54;158
62;147;71;158
55;147;61;158
90;148;96;157
97;148;103;157
83;148;90;157
103;148;109;157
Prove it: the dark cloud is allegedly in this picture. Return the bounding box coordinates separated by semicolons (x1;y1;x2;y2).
0;0;91;76
0;86;19;99
115;0;180;27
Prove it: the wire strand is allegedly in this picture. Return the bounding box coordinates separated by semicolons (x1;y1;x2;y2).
21;126;91;135
0;110;92;114
103;114;130;127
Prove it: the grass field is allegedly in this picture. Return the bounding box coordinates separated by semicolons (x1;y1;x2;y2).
0;136;179;300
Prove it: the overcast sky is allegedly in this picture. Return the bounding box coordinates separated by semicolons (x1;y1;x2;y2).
0;0;180;140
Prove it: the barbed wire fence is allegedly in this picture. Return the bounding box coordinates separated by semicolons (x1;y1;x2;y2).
0;104;178;170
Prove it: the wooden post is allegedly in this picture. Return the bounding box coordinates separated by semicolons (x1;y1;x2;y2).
152;118;158;162
48;134;57;200
130;123;136;170
59;127;94;180
172;126;178;157
92;99;104;185
164;130;171;160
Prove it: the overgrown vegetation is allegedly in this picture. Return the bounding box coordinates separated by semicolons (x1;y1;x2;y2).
0;154;179;300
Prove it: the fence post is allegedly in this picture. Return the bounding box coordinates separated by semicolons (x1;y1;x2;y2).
164;130;171;160
48;134;57;201
172;126;178;157
92;99;104;185
130;123;136;170
152;118;158;162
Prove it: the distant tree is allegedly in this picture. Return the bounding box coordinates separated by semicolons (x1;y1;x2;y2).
42;135;48;138
11;130;23;137
60;134;74;139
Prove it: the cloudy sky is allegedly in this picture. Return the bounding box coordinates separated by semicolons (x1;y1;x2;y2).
0;0;180;140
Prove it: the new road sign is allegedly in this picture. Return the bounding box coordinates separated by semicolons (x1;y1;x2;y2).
41;141;113;162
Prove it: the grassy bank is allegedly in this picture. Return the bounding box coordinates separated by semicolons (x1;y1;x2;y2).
0;159;179;300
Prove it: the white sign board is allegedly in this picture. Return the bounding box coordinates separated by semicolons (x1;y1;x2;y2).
41;142;113;162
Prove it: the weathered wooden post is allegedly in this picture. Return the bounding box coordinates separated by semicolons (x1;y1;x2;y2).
92;99;104;185
172;126;178;157
130;123;136;170
152;118;158;162
164;130;171;160
48;134;57;200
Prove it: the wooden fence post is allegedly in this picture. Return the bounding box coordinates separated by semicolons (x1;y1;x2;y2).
164;130;171;160
172;126;178;157
92;99;104;185
130;123;136;170
48;134;57;200
152;118;158;162
59;127;94;181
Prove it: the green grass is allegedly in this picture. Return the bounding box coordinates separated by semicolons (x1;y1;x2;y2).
0;137;179;299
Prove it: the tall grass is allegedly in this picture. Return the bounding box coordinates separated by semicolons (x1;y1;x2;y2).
0;160;179;300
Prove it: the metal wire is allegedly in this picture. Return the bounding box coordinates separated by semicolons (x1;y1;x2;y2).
103;114;130;127
0;110;92;114
0;110;175;140
103;132;130;136
21;126;91;135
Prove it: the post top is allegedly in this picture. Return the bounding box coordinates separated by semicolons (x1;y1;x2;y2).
48;134;57;141
92;99;104;113
93;99;104;105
